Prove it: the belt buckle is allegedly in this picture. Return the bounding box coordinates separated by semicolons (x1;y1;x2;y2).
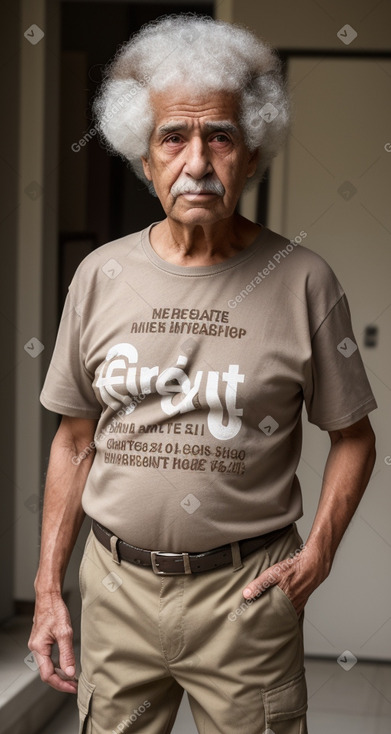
151;551;192;575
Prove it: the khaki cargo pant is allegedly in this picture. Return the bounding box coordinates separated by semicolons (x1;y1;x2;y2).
78;524;308;733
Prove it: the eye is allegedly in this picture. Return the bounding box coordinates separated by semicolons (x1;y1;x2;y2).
164;134;182;145
211;133;231;144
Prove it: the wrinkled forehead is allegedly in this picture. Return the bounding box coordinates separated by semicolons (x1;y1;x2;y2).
148;87;243;135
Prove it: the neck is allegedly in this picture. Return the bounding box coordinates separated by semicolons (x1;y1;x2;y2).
149;214;262;266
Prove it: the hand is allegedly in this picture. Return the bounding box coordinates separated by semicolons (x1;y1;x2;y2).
242;543;325;616
28;591;77;694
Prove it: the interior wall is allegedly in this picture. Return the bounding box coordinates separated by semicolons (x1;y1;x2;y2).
216;0;391;660
278;55;391;659
222;0;391;222
0;0;20;621
14;0;47;603
226;0;390;51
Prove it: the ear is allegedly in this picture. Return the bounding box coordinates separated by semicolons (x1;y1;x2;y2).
141;156;152;181
246;148;259;178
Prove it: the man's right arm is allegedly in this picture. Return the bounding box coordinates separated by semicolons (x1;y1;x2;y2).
28;415;98;694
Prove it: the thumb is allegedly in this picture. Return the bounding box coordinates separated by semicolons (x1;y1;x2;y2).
243;565;280;600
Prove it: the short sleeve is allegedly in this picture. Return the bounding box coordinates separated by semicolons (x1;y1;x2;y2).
304;293;377;431
40;288;102;419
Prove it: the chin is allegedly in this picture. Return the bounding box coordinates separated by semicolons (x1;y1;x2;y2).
172;204;226;225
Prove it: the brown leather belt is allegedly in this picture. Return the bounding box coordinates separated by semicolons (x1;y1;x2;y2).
92;520;293;575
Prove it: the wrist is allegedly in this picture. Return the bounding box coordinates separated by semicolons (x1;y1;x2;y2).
34;574;63;597
301;539;332;584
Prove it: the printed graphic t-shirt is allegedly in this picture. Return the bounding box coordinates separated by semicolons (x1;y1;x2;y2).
40;223;377;552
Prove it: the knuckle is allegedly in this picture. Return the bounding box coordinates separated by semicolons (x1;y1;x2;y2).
28;639;40;654
57;625;73;640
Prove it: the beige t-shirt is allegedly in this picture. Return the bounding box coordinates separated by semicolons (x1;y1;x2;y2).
40;223;377;552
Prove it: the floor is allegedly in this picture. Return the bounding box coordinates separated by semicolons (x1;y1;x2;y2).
38;657;391;733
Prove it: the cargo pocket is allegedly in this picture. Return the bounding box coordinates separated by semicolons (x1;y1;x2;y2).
77;672;95;734
262;669;308;733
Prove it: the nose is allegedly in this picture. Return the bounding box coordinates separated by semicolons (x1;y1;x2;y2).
182;136;213;180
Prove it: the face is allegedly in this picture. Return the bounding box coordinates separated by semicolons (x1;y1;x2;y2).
141;88;259;227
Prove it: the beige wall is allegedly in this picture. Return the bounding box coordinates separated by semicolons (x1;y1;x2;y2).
220;0;391;222
217;0;391;50
14;0;60;601
216;0;391;660
275;55;391;658
0;0;20;620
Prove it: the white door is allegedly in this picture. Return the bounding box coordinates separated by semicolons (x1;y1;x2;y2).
268;57;391;660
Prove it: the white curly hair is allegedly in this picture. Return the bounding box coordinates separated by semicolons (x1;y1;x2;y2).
93;14;290;192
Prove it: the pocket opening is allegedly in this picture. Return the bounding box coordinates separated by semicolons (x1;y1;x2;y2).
272;583;299;622
77;672;95;733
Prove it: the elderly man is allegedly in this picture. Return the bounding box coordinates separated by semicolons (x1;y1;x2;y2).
29;14;376;734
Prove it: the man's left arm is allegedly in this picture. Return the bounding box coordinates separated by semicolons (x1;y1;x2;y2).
243;415;376;613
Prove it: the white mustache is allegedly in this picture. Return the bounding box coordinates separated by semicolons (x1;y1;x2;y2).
171;176;225;198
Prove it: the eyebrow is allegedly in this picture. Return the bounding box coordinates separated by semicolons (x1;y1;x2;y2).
156;120;240;138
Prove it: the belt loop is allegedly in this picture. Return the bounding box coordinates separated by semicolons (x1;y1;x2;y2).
110;534;121;565
182;552;192;574
230;541;243;571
